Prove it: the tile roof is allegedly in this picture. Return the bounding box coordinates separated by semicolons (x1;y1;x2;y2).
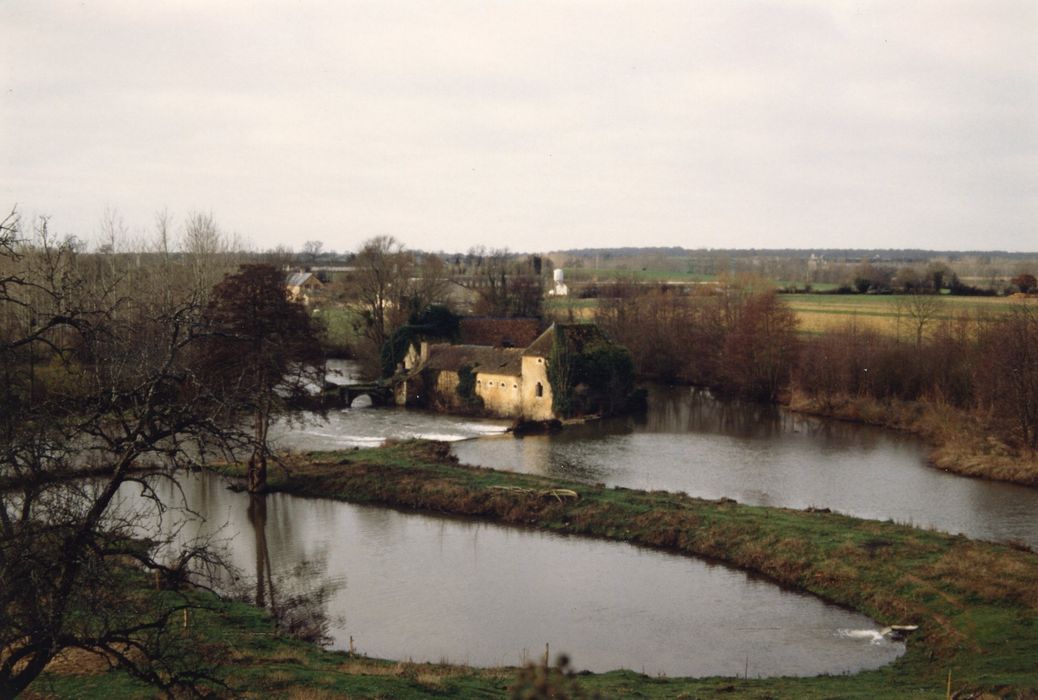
458;317;543;347
424;344;524;377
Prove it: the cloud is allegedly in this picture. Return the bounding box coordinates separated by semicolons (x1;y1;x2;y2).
2;0;1035;251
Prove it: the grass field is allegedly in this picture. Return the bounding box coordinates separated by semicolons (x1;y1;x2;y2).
785;293;1032;336
546;291;1035;337
313;305;361;356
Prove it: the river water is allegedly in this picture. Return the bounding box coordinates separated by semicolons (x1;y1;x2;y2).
286;362;1038;548
165;358;1035;675
114;470;903;677
452;385;1038;549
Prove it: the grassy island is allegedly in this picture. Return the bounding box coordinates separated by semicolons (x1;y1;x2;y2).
32;441;1038;699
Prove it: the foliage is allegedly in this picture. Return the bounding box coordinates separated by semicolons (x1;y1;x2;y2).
547;326;636;417
456;364;478;400
547;328;574;417
312;306;361;357
200;264;325;492
1012;272;1037;294
509;655;603;700
380;304;459;377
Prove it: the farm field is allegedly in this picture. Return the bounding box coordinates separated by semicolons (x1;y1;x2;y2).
786;293;1033;336
547;292;1035;337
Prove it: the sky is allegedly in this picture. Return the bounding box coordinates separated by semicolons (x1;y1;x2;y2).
2;1;1036;253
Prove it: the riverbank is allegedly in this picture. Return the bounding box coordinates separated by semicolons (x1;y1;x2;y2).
788;390;1038;488
187;440;1038;699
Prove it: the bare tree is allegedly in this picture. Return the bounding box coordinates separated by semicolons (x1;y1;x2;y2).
348;236;413;369
976;304;1038;450
456;247;544;318
720;291;800;401
903;292;943;347
302;239;324;267
0;210;247;696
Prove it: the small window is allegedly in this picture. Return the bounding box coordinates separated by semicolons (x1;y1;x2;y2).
476;380;481;386
513;384;518;389
537;358;543;364
535;382;544;398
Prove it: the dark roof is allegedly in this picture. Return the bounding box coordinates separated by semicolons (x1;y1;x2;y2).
424;344;524;377
458;317;543;348
525;323;608;357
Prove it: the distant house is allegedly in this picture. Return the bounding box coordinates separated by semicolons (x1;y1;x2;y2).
396;322;633;422
286;272;323;304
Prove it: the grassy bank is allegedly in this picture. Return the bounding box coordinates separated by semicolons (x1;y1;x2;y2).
788;391;1038;488
188;441;1038;699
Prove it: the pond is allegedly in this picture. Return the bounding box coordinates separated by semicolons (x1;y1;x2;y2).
113;470;904;677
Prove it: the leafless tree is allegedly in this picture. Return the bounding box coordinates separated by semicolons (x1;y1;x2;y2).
301;239;324;267
902;292;943;347
976;303;1038;450
455;247;544;318
347;236;413;368
0;209;250;696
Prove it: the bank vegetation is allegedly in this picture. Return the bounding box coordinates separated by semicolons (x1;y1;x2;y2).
185;440;1038;699
593;279;1038;486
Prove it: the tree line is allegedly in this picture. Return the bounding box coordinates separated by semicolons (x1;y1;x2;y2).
0;210;323;695
595;278;1038;454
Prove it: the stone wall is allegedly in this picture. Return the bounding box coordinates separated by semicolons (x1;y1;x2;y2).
520;355;554;421
475;371;523;417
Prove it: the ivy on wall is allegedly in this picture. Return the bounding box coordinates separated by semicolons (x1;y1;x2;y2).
455;364;485;411
547;326;636;418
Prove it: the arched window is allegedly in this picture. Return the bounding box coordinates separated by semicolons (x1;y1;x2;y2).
535;382;544;398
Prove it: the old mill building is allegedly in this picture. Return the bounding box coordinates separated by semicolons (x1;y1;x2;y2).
394;321;625;422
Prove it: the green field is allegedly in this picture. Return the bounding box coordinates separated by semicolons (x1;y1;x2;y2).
546;290;1034;337
785;293;1032;336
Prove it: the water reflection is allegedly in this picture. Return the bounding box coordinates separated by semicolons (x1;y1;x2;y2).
114;471;903;677
247;495;273;608
453;386;1038;548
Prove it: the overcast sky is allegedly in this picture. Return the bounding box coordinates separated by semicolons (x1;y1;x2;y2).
2;1;1036;253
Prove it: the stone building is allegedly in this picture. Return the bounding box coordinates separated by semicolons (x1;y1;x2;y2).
396;321;634;422
397;324;554;421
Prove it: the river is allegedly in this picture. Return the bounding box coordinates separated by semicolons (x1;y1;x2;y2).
282;362;1038;549
182;358;1038;674
114;470;903;677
